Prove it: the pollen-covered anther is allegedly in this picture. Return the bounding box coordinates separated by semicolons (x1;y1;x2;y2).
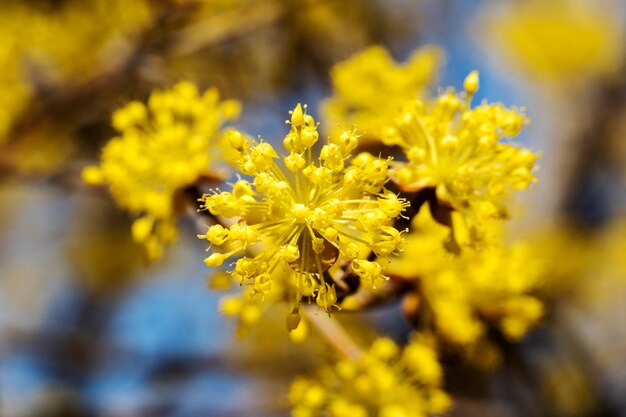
292;203;312;223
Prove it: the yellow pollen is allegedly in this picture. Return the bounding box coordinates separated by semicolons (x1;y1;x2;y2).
292;203;311;223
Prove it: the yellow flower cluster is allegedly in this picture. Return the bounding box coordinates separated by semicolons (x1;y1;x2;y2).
482;0;624;81
322;45;442;143
83;82;240;261
0;0;152;141
388;205;544;345
433;243;543;342
387;72;537;246
199;104;408;314
289;336;450;417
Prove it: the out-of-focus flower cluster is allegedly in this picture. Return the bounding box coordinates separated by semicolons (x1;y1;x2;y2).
83;82;240;261
322;45;442;143
480;0;624;82
388;205;544;349
289;337;450;417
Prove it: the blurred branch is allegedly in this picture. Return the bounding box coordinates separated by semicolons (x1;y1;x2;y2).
170;0;289;57
560;70;626;225
303;306;363;360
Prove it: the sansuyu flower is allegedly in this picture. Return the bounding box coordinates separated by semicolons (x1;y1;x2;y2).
83;81;240;260
386;71;537;246
198;104;408;317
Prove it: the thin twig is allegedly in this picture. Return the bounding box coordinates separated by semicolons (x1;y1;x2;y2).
170;0;288;57
302;306;362;360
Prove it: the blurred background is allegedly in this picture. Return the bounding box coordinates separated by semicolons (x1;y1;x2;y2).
1;0;626;416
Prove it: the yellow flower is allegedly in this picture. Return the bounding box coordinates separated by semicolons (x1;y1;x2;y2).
387;71;537;246
83;81;240;261
322;45;442;144
387;204;544;345
481;0;624;82
199;104;408;314
289;336;450;417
